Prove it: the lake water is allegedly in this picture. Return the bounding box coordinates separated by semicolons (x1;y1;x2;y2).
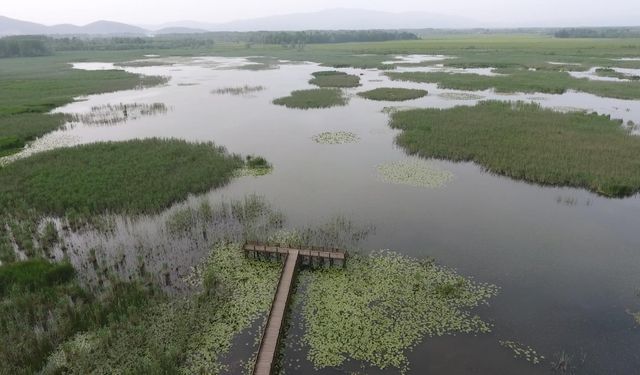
14;56;640;374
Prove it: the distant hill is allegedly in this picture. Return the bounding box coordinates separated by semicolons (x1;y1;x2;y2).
0;16;147;36
208;8;480;31
153;27;210;35
148;8;480;32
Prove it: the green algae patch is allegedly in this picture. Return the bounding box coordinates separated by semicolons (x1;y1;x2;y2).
309;71;361;88
300;251;498;373
377;159;454;188
358;87;427;101
312;131;360;144
273;89;348;109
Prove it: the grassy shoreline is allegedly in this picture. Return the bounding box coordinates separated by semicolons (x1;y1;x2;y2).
0;54;167;156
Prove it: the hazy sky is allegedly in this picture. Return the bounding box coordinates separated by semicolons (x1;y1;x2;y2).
3;0;639;27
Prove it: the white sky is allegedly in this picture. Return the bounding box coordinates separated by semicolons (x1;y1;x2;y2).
3;0;639;27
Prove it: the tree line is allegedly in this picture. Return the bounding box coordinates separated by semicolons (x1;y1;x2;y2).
554;27;640;38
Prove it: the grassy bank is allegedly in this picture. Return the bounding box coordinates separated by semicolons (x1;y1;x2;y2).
0;54;167;156
389;101;640;197
0;242;281;374
358;87;428;101
0;138;244;216
309;71;361;88
273;88;348;109
386;70;640;100
0;259;160;375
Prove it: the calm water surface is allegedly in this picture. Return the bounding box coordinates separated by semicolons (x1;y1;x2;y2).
24;57;640;374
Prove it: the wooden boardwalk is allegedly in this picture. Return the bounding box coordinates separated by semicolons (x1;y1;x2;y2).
245;242;346;375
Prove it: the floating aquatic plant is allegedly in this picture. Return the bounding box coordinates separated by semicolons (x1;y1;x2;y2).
300;250;498;373
499;340;545;365
212;85;266;96
311;131;360;144
69;103;169;126
438;92;485;100
377;159;454;188
233;155;274;177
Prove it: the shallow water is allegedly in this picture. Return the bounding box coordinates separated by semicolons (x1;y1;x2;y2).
16;56;640;374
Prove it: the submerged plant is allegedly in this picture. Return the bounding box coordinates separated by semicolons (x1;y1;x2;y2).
311;131;360;144
212;85;265;96
377;159;454;188
69;103;169;126
438;92;485;100
499;340;545;365
300;250;498;373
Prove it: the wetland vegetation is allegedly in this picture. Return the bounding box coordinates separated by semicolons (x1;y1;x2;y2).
358;87;428;101
309;71;361;88
2;33;640;374
273;88;348;109
389;101;640;197
300;251;498;373
386;70;640;100
0;138;246;216
0;55;167;156
311;131;360;144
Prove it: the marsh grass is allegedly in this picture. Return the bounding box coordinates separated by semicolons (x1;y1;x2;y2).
273;88;348;109
69;103;169;125
386;70;640;100
212;85;265;95
389;101;640;197
0;54;168;157
0;138;244;216
595;68;640;81
358;87;427;101
309;71;361;88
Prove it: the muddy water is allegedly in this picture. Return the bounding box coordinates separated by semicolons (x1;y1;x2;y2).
18;56;640;374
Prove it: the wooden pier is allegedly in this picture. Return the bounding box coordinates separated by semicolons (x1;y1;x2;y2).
244;242;346;375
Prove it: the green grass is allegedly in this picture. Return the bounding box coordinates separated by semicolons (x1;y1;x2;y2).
0;259;158;375
0;138;244;216
309;71;361;88
389;101;640;197
386;70;640;100
595;68;640;80
40;242;280;374
358;87;428;101
273;88;348;109
0;53;167;156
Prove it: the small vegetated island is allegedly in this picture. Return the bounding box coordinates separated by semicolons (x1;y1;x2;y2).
309;70;361;88
386;69;640;100
389;101;640;197
0;138;245;217
273;88;348;109
358;87;428;101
